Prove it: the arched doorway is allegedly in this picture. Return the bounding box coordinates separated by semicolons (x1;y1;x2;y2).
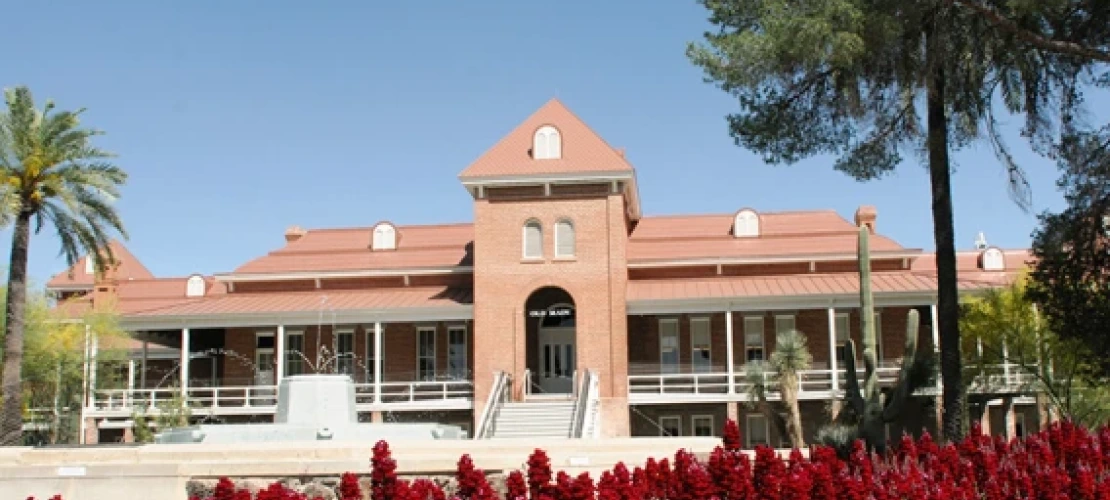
524;287;576;395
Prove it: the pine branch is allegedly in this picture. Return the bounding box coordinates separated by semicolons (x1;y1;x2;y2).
949;0;1110;63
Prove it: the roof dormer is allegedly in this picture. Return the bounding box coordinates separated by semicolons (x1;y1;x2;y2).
980;247;1005;271
186;274;206;297
533;125;562;160
372;222;398;251
733;208;760;238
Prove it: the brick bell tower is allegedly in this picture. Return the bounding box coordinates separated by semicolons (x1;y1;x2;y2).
459;99;641;437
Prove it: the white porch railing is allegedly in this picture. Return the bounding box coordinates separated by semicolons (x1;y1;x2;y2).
90;379;474;417
629;364;1032;403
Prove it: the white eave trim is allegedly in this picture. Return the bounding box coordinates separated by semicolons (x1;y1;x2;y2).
120;305;474;330
627;250;924;269
626;289;991;315
458;170;634;185
215;266;473;283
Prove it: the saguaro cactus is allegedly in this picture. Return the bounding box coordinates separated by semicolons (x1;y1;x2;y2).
819;225;935;454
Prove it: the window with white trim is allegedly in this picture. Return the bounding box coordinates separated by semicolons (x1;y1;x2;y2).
554;219;575;257
523;219;543;259
447;326;468;380
372;223;397;251
691;317;712;373
256;331;276;385
774;315;796;336
835;313;851;363
659;416;681;437
733;209;760;238
692;415;715;437
744;316;765;362
746;414;769;447
659;319;680;374
533;125;562;160
186;275;206;297
981;247;1005;271
336;329;355;375
417;327;436;381
286;330;305;376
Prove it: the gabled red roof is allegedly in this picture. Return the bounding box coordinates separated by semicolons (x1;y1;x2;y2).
46;240;154;290
458;98;635;179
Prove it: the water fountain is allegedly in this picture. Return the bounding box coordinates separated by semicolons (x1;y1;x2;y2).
154;374;465;443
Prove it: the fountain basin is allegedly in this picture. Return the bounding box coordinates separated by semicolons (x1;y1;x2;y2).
154;374;465;444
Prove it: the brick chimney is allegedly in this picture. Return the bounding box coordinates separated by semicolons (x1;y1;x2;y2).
855;205;877;233
285;225;307;243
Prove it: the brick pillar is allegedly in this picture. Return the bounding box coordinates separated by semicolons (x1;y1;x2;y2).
83;418;99;445
601;397;630;437
727;401;740;424
979;401;992;436
371;411;383;423
122;425;135;443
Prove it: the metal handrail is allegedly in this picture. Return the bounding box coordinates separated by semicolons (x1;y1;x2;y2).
473;371;510;439
570;370;591;437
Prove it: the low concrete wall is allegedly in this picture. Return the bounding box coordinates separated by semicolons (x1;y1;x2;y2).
0;437;724;500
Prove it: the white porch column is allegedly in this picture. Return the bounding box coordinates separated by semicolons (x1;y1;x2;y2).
140;340;149;389
373;321;383;404
1002;339;1011;383
276;324;286;384
827;307;839;391
725;306;735;395
89;331;99;400
180;328;190;394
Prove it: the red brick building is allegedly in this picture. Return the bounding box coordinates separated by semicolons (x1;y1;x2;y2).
49;99;1036;444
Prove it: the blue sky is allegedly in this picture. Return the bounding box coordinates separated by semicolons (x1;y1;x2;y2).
0;1;1102;287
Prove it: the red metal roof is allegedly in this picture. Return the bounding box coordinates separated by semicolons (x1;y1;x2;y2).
128;286;472;318
46;240;154;289
458;98;635;179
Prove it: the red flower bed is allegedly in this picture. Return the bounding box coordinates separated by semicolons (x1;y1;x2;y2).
28;420;1110;500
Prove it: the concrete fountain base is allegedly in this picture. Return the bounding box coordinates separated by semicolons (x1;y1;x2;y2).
155;374;465;444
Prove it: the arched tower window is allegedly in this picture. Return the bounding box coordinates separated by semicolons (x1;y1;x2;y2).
554;218;575;257
533;125;562;160
981;248;1005;271
186;275;206;297
733;209;760;238
372;222;397;251
523;219;543;259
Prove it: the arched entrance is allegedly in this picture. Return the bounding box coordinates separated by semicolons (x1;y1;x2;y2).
524;287;576;395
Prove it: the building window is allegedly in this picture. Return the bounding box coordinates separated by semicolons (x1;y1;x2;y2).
835;313;851;363
659;416;681;437
533;125;562;160
286;330;305;377
774;315;796;336
256;332;276;385
554;219;575;257
659;319;680;374
417;327;436;381
733;209;760;238
980;247;1005;271
746;414;769;448
744;316;765;362
691;317;712;373
523;219;543;259
448;326;468;380
365;326;379;383
185;275;206;297
692;415;715;437
336;329;354;375
372;222;397;251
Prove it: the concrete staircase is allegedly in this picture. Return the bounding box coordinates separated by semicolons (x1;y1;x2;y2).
490;398;576;439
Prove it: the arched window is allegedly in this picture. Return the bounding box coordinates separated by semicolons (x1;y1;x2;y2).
523;219;543;259
186;275;206;297
372;222;397;251
555;218;575;257
733;209;760;238
533;126;562;160
981;248;1005;271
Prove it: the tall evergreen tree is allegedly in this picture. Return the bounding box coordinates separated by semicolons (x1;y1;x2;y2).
0;87;127;445
687;0;1098;440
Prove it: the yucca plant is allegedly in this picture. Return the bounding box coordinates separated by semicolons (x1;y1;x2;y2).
747;329;813;449
0;86;127;445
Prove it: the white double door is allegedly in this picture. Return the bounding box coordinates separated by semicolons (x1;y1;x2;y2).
537;327;576;394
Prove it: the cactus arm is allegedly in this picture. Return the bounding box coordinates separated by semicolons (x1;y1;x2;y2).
842;339;866;417
882;309;921;422
858;226;879;403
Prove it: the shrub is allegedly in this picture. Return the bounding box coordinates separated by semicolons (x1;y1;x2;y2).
32;420;1110;500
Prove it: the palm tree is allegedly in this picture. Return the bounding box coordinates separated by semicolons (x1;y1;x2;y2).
747;329;813;449
0;86;127;445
